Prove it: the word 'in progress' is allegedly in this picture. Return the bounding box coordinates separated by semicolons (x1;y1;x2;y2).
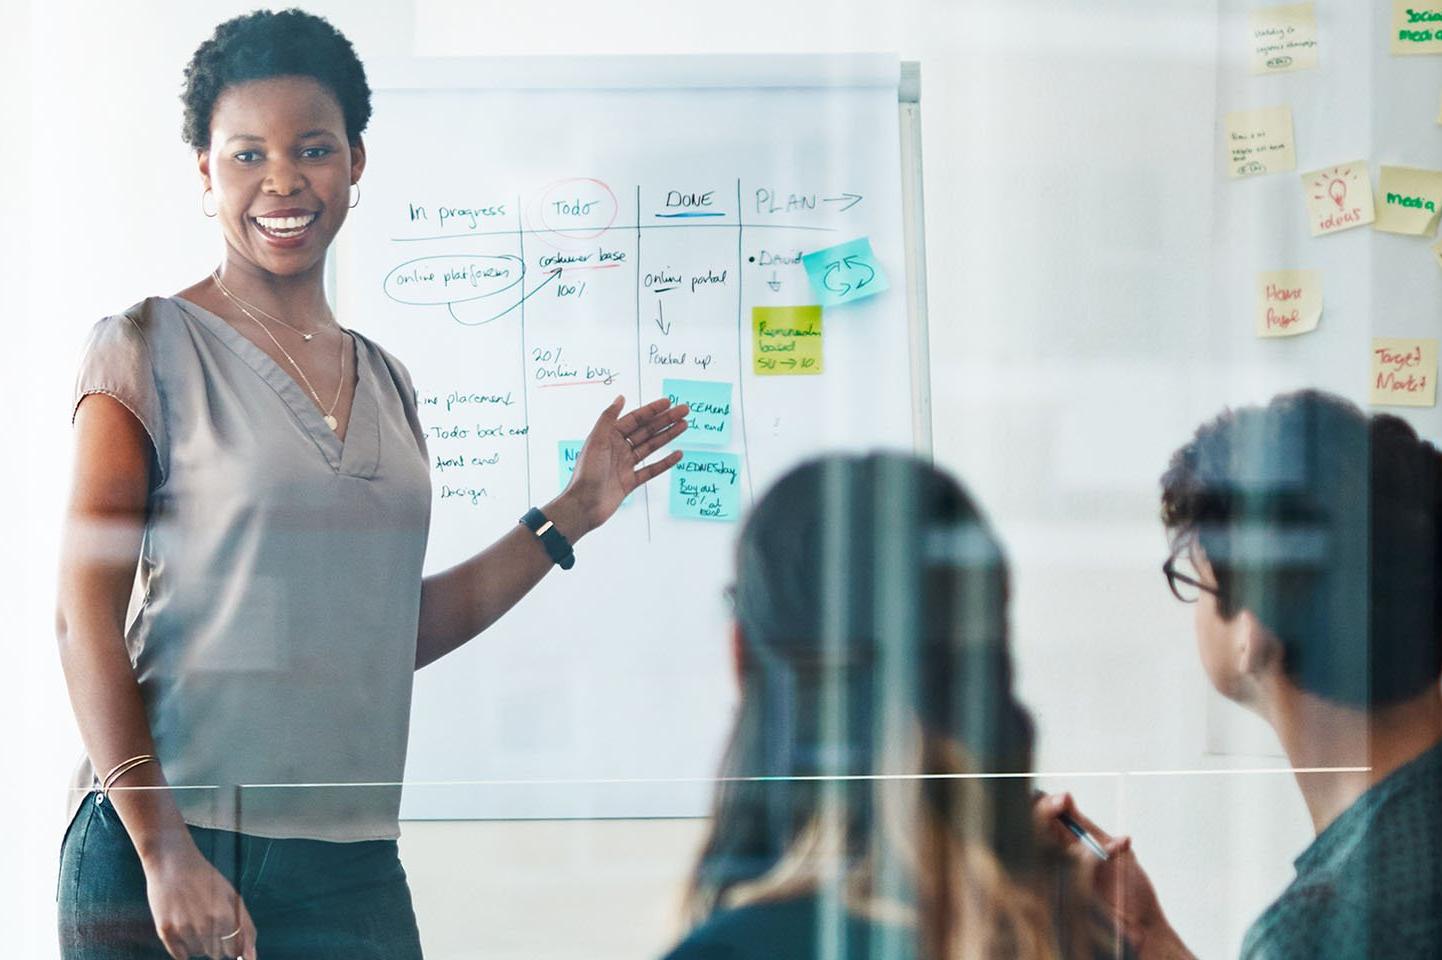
1256;270;1322;338
670;451;742;521
1225;107;1296;178
1250;3;1319;74
801;237;890;307
662;379;733;447
1374;165;1442;236
1301;162;1376;236
407;202;508;230
1371;338;1438;407
1392;1;1442;54
753;306;823;376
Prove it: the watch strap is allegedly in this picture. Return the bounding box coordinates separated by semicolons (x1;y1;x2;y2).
520;507;575;570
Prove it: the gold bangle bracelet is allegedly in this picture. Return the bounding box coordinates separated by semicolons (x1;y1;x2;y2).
97;754;159;804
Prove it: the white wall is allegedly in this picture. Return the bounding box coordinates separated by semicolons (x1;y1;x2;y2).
5;1;1381;958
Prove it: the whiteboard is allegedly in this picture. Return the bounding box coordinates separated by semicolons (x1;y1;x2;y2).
1206;2;1442;756
334;55;921;818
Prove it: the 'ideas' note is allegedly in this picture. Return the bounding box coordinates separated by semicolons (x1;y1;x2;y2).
1300;161;1376;236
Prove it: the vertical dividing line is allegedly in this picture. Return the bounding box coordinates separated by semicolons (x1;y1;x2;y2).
635;184;652;540
734;178;756;508
517;196;533;506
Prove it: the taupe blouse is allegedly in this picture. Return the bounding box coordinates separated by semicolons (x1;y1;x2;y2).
67;296;432;841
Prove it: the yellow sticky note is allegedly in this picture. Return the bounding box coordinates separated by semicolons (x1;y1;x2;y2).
1374;165;1442;235
1371;338;1438;407
1392;1;1442;55
1432;238;1442;271
1301;162;1376;236
1250;3;1319;74
1226;107;1296;178
1256;270;1322;337
753;306;822;375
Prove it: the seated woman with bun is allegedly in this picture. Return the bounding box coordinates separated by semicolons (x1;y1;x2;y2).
662;454;1115;960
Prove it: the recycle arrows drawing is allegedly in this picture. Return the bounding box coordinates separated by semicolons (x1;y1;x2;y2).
821;193;863;212
821;255;876;297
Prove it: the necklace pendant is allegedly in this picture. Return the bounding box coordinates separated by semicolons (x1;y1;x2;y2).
324;414;339;431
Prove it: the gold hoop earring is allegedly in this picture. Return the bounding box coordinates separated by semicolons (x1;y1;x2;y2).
201;188;217;218
349;183;361;209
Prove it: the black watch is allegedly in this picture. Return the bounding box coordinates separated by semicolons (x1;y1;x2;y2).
520;507;575;570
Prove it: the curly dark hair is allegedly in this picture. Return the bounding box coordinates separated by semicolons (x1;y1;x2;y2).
180;8;371;150
1161;390;1442;707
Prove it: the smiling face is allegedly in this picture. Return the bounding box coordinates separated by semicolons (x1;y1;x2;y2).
199;75;365;280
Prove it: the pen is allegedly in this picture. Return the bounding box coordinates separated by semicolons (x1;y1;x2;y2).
1033;789;1111;861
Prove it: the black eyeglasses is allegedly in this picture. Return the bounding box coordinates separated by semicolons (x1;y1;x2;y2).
1162;551;1220;604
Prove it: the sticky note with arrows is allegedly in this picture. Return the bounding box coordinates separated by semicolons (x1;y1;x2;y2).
801;237;890;307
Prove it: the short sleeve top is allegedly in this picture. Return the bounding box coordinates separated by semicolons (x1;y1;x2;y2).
1240;740;1442;959
67;296;433;841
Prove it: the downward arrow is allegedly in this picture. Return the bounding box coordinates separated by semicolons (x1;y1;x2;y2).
822;192;863;212
767;271;781;292
655;300;671;335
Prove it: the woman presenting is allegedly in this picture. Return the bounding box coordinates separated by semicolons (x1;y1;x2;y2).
54;10;688;960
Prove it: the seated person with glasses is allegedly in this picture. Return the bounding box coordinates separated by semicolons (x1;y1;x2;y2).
1041;390;1442;959
662;453;1120;960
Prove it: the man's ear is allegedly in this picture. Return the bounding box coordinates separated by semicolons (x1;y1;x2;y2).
1235;609;1283;678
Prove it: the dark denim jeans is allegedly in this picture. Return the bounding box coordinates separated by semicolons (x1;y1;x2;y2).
57;792;425;959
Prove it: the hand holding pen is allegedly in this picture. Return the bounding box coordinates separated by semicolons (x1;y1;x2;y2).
1032;791;1197;960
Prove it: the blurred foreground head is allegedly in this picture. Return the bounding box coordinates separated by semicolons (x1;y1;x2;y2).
687;453;1095;960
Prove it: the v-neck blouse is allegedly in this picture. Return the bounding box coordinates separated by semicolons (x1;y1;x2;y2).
67;296;432;841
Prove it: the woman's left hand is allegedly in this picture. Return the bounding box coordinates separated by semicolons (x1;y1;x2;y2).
556;395;689;537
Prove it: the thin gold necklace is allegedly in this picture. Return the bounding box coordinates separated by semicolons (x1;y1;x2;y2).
211;269;330;343
209;273;348;431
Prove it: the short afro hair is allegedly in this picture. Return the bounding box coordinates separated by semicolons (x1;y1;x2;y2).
181;8;371;150
1161;390;1442;708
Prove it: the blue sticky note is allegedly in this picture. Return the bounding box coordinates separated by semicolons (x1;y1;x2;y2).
558;440;582;494
663;379;733;447
669;451;742;522
801;236;890;307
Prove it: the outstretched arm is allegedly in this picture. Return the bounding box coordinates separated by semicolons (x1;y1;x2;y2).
414;396;688;671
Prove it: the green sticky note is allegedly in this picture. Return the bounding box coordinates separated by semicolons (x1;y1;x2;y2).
663;379;733;447
669;451;742;521
801;236;890;307
753;306;822;376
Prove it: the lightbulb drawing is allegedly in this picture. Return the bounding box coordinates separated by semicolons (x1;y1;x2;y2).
1311;166;1360;211
1328;178;1347;209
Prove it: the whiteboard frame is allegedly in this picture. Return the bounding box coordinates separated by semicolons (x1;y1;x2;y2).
326;55;933;819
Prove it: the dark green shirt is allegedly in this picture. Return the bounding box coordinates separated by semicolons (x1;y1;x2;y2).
1241;739;1442;960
